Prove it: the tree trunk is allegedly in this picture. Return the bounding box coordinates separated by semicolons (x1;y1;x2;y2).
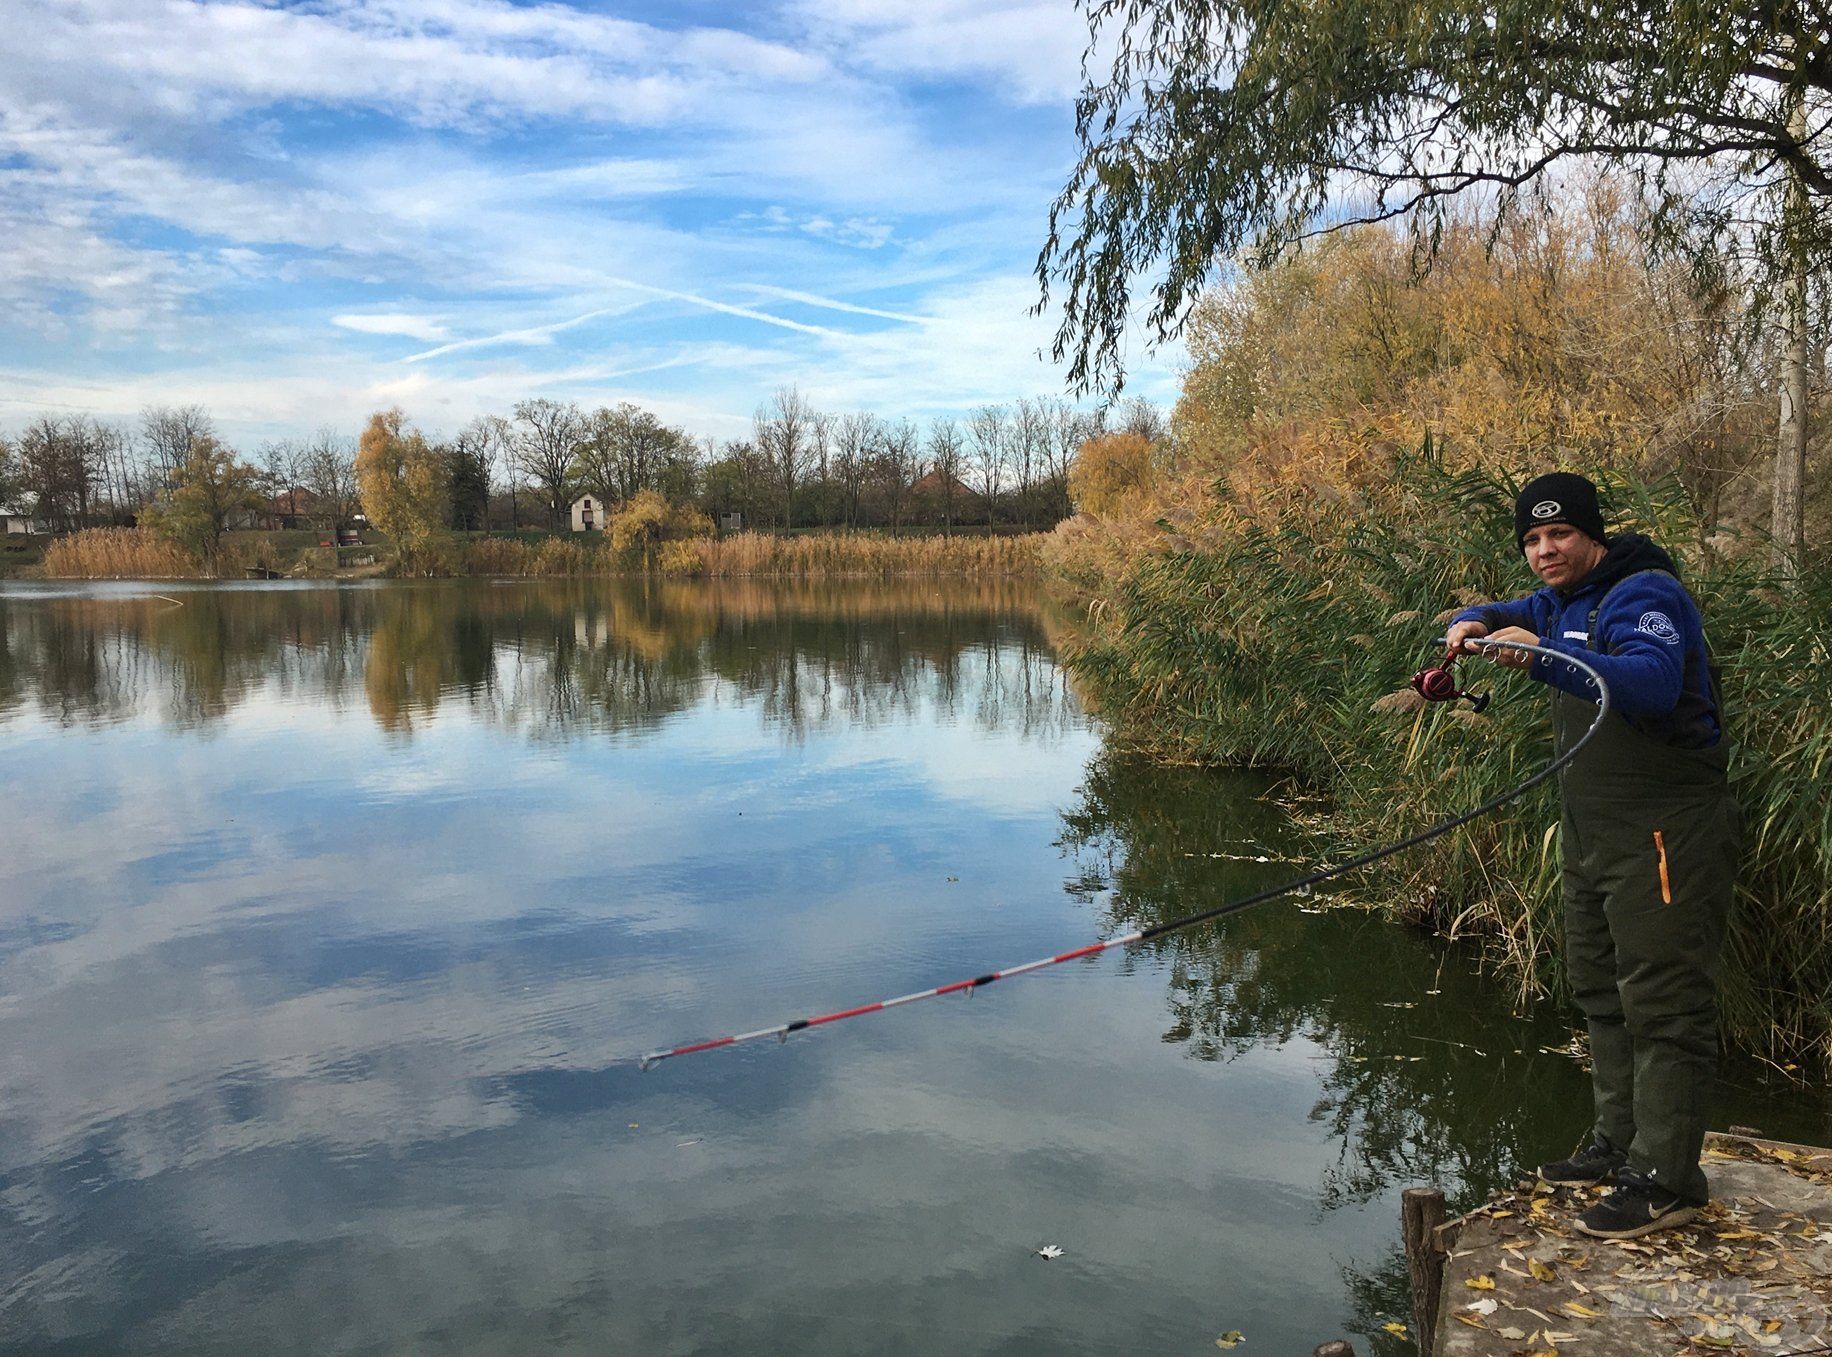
1773;95;1809;580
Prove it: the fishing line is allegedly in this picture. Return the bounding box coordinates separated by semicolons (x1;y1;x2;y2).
636;637;1609;1071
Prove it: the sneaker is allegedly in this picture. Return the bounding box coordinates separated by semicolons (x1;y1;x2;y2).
1537;1136;1628;1186
1573;1169;1700;1239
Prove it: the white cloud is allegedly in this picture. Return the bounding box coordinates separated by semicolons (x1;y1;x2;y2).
333;313;452;341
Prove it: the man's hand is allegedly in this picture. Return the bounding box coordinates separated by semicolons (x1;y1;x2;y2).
1484;625;1540;670
1445;619;1490;655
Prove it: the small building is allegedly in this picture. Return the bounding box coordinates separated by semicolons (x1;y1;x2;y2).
0;502;47;536
267;487;321;530
719;511;743;533
571;494;605;532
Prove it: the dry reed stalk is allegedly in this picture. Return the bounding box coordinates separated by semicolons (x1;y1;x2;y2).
42;528;202;579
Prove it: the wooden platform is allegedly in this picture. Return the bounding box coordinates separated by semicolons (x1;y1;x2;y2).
1430;1134;1831;1356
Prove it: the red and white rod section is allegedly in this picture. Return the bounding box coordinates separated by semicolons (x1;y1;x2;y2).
639;935;1140;1069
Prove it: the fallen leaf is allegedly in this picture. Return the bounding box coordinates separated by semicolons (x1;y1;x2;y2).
1529;1258;1559;1282
1497;1326;1528;1341
1381;1322;1409;1337
1465;1274;1497;1291
1453;1312;1487;1329
1214;1329;1245;1349
1563;1301;1603;1318
1464;1299;1499;1317
1036;1245;1064;1260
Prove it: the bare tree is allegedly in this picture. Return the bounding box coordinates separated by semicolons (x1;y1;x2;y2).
878;417;922;530
257;438;304;524
140;405;215;488
1115;397;1168;444
1010;397;1053;527
1045;399;1095;523
754;385;816;529
17;415;109;532
301;428;360;532
968;405;1009;525
512;398;583;528
832;411;878;528
927;417;965;534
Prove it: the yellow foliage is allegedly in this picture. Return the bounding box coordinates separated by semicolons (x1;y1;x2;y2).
1069;432;1158;517
1169;180;1772;531
357;408;451;574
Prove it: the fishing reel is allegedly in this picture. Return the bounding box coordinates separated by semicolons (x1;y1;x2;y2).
1410;644;1490;713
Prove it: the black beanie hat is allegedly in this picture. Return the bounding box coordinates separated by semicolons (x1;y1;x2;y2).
1514;473;1607;552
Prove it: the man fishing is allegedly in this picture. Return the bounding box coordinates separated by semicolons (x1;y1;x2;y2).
1446;472;1739;1240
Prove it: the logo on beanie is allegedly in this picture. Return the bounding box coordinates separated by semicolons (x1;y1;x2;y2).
1637;611;1679;643
1530;500;1561;519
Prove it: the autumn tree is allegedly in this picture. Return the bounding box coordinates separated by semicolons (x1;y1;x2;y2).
608;488;713;570
1069;432;1157;517
357;409;451;574
1041;0;1832;563
141;433;264;570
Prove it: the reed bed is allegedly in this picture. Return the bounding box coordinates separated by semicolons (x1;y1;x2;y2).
457;536;612;576
665;530;1043;577
41;528;204;579
1053;454;1831;1075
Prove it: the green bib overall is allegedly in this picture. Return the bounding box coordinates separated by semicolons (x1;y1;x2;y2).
1551;572;1739;1204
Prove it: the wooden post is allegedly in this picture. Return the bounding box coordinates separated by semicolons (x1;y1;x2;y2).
1402;1187;1447;1357
1313;1343;1357;1357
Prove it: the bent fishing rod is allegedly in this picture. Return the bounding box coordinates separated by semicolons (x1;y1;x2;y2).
636;636;1608;1072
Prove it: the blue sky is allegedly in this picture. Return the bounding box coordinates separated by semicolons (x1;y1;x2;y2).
2;0;1180;446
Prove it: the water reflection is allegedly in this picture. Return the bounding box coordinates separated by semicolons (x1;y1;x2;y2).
0;579;1073;743
2;581;1820;1356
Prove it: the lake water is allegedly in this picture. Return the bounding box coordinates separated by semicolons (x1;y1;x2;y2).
1;579;1821;1356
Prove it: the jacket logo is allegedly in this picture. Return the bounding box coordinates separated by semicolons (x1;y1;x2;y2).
1637;611;1680;643
1531;500;1561;519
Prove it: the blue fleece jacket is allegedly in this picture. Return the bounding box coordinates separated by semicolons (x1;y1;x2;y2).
1451;534;1722;748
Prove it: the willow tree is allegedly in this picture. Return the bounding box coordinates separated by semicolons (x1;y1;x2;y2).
357;409;451;574
1039;0;1831;565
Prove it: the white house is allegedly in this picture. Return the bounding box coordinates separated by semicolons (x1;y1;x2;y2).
0;502;47;535
570;493;605;532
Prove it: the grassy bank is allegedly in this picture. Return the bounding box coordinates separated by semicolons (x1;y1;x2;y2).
1048;456;1830;1075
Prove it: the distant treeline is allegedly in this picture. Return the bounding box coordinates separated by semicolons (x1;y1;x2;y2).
0;389;1170;541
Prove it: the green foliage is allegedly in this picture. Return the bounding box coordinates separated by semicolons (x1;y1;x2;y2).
1042;0;1830;393
446;440;490;532
140;434;264;570
358;409;452;575
1057;453;1831;1074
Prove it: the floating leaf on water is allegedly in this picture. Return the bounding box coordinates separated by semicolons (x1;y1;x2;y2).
1214;1329;1245;1349
1380;1322;1409;1337
1036;1245;1064;1260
